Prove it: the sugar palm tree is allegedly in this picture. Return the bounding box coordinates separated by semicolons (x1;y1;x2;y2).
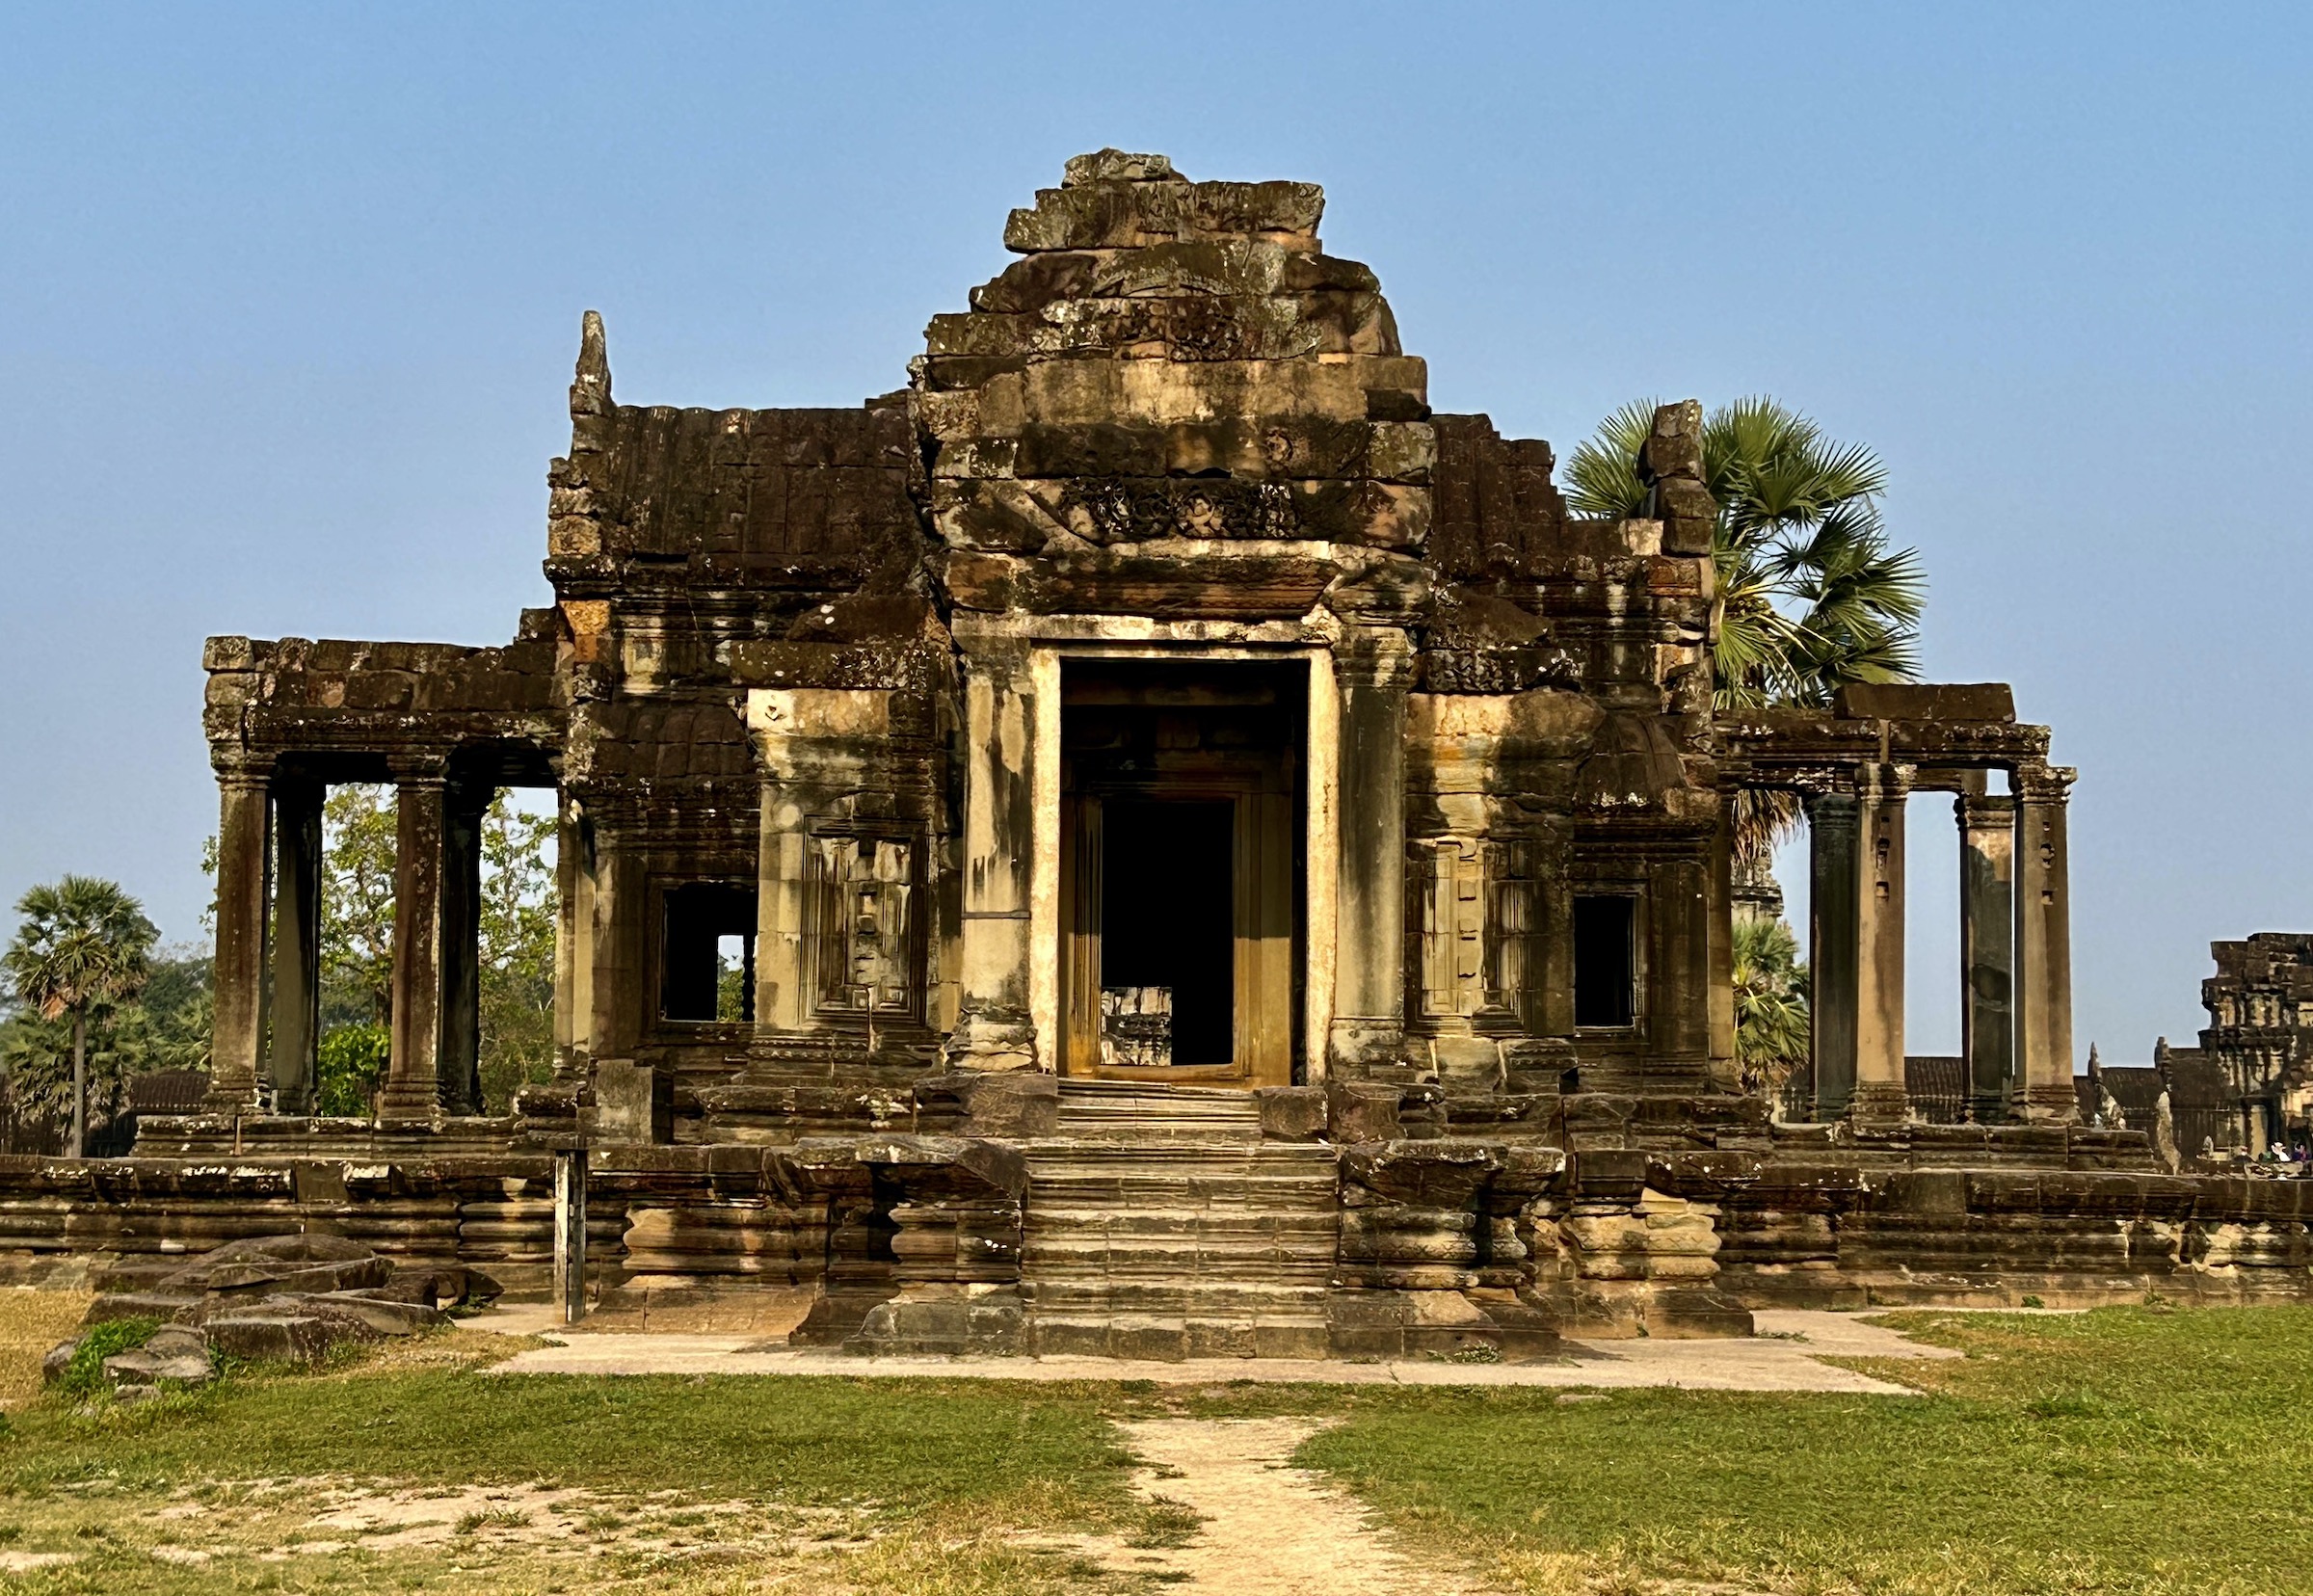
1566;396;1926;866
1731;917;1811;1097
4;876;157;1157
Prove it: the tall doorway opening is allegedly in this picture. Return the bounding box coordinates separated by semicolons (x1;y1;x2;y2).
1059;659;1304;1086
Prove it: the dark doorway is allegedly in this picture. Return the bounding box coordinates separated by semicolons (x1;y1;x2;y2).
661;882;757;1024
1059;657;1303;1085
1101;800;1236;1065
1572;894;1636;1029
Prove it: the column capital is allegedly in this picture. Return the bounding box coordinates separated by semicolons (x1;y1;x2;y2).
1856;760;1915;801
2014;763;2077;805
1332;625;1419;690
1955;791;2016;829
388;753;451;787
211;753;276;788
1802;785;1861;824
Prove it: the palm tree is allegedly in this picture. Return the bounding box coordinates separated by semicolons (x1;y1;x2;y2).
1566;396;1927;869
4;876;158;1157
1731;917;1811;1098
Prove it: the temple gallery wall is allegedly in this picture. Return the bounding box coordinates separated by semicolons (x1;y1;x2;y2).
29;152;2313;1360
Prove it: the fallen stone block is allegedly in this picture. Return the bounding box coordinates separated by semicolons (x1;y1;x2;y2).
102;1347;214;1386
376;1263;503;1310
80;1292;201;1327
283;1291;446;1336
204;1313;378;1366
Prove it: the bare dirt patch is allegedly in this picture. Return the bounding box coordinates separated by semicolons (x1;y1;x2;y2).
1102;1417;1498;1594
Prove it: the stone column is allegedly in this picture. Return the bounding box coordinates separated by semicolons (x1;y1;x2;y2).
1328;628;1415;1075
1851;763;1911;1125
204;762;273;1113
1706;813;1740;1088
2013;765;2080;1122
552;798;581;1067
266;777;324;1115
1804;787;1860;1118
585;836;645;1064
948;637;1040;1072
381;761;448;1122
437;781;486;1116
1956;788;2016;1123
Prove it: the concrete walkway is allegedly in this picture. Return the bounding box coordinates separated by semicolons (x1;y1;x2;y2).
461;1306;1954;1394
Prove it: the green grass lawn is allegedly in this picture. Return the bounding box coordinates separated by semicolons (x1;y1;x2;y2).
1;1294;2309;1594
1278;1306;2313;1595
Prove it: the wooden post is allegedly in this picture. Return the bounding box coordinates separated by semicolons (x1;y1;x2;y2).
553;1147;588;1326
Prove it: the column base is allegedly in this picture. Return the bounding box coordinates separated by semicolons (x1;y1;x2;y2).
198;1084;262;1116
2013;1083;2082;1125
1326;1018;1407;1077
1848;1081;1913;1128
941;1011;1040;1074
377;1084;445;1125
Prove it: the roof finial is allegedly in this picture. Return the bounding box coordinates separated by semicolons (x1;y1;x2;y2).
572;309;612;418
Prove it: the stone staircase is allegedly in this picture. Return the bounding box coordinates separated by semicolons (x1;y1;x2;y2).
1020;1081;1341;1358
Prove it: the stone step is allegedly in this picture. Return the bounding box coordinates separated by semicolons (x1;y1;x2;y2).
1023;1279;1332;1316
1023;1238;1338;1276
1051;1080;1266;1140
1026;1313;1331;1362
1025;1181;1338;1214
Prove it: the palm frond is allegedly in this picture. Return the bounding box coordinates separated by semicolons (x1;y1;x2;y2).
1563;397;1661;518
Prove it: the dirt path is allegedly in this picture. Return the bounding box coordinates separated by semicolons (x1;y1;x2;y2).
1112;1417;1493;1595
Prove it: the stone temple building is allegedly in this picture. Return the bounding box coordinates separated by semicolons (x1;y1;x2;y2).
20;153;2312;1356
2191;935;2313;1156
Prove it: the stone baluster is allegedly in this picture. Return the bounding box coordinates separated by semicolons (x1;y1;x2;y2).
266;776;324;1115
1804;786;1860;1119
2013;764;2080;1123
204;760;273;1114
1956;785;2017;1123
1328;626;1416;1076
1850;763;1911;1125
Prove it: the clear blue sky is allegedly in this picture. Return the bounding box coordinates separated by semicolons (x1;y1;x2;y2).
4;3;2307;1062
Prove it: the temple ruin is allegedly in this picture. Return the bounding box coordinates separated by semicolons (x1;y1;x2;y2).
17;152;2312;1356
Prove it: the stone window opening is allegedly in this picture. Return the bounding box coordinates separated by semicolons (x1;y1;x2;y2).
1573;893;1638;1030
660;882;757;1024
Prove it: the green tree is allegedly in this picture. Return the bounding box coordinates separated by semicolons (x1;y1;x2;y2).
2;877;158;1157
476;798;557;1113
319;785;398;1029
1732;917;1811;1099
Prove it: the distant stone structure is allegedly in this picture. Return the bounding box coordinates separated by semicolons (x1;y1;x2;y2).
5;152;2307;1356
2195;935;2313;1156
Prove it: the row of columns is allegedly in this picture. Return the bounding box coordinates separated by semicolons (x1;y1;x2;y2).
1804;761;2076;1125
206;757;487;1121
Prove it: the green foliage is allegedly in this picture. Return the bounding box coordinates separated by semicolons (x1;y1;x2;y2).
4;877;158;1026
1732;916;1810;1093
315;1023;388;1117
318;785;399;1028
51;1317;161;1401
476;797;556;1114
